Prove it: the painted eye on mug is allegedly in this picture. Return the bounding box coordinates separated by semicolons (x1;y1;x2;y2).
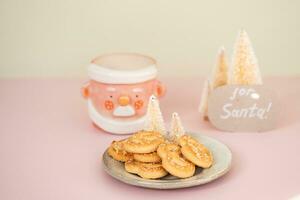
134;100;144;110
104;100;114;110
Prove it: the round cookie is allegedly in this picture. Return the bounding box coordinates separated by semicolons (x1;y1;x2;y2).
108;140;133;162
125;160;168;179
178;135;204;147
123;131;164;153
179;135;213;168
133;152;161;163
125;160;140;174
138;162;168;179
162;152;195;178
157;142;181;159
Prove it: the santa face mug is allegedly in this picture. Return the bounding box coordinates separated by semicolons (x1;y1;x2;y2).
81;53;166;134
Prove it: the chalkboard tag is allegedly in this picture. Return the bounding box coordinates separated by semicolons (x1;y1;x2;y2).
208;85;279;132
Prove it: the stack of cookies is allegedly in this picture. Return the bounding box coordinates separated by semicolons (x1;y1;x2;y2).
107;96;213;179
108;130;213;179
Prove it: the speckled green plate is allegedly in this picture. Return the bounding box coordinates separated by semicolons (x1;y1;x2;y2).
102;132;232;189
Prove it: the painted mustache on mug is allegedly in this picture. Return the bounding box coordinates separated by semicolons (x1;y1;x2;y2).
113;105;135;117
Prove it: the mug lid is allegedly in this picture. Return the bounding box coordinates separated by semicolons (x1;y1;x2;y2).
88;53;157;84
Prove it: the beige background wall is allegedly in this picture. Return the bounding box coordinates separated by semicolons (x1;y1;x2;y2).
0;0;299;78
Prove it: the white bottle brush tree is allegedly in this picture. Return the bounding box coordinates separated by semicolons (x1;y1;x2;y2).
169;112;186;142
143;95;167;137
229;30;262;85
210;46;228;89
199;47;229;119
198;79;211;119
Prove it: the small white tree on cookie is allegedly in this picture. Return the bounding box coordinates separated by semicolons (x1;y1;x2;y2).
210;46;228;89
229;29;262;85
170;112;186;142
144;95;167;137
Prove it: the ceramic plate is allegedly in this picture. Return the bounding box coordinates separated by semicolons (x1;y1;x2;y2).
102;132;232;189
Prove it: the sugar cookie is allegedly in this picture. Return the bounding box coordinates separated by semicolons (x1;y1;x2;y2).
123;131;164;153
157;142;181;159
108;140;133;162
125;160;168;179
124;160;140;174
133;152;161;163
162;152;195;178
178;135;203;147
179;135;213;168
138;162;168;179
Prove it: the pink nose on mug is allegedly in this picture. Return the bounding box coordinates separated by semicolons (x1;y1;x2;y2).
81;53;166;134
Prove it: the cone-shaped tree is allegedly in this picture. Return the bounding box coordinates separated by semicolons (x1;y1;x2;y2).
229;30;262;85
210;46;228;89
198;79;211;120
144;95;167;136
169;112;185;142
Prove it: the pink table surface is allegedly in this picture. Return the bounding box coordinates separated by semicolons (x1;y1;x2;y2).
0;77;300;200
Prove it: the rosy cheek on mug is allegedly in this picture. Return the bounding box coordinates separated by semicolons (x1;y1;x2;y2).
104;100;114;110
134;100;144;110
154;81;166;97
